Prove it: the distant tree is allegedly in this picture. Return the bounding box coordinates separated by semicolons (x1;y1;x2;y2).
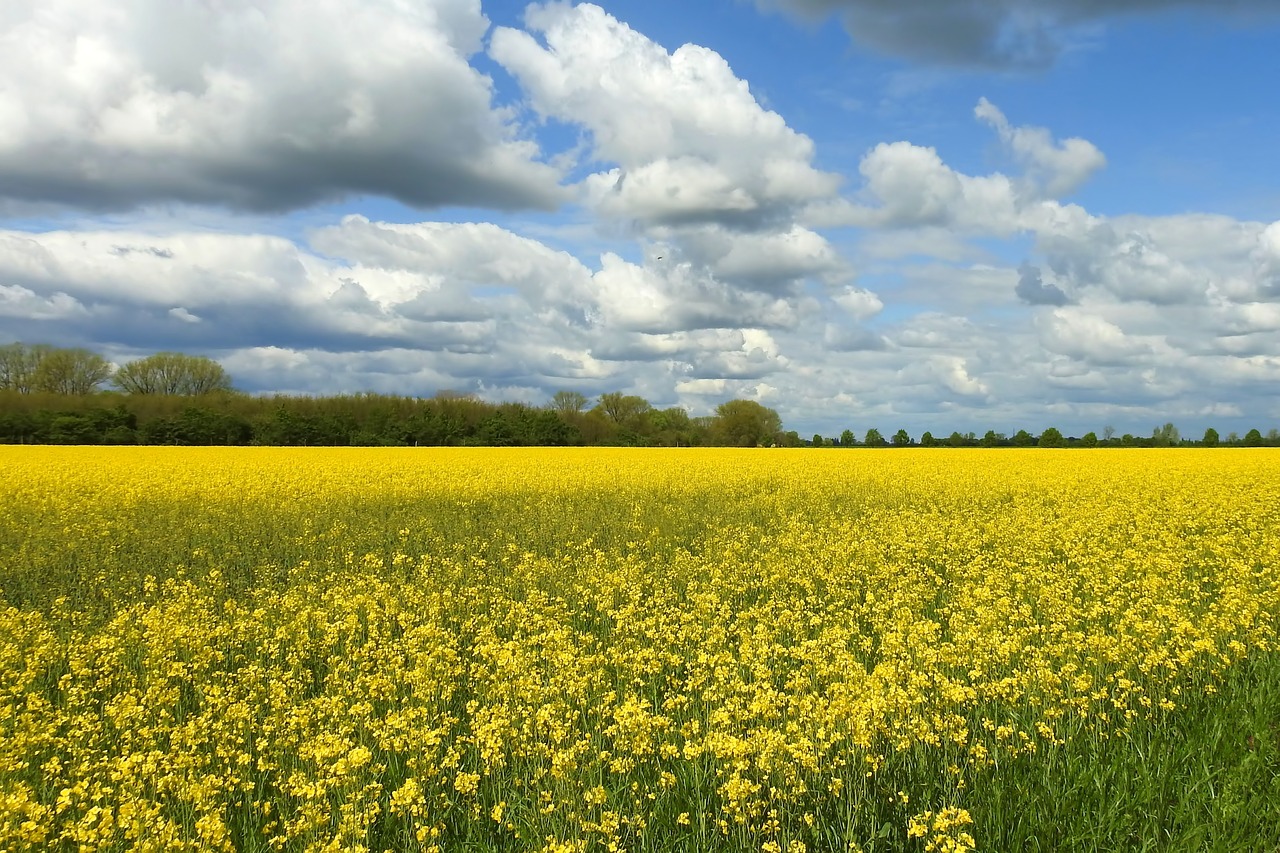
1121;433;1136;447
594;392;652;429
1011;429;1035;447
1103;425;1116;444
947;431;965;447
1202;427;1219;447
113;352;233;395
549;390;588;415
919;431;936;447
864;428;886;447
34;348;112;395
812;433;825;447
840;429;856;447
981;430;1002;447
1226;431;1240;446
1267;428;1280;447
1038;427;1065;448
892;428;912;447
1152;422;1180;448
778;430;802;448
0;342;53;393
1244;428;1264;447
1079;431;1098;448
711;399;782;447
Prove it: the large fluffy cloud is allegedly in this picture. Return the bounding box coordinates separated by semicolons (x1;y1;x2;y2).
0;0;564;212
755;0;1278;67
491;2;840;229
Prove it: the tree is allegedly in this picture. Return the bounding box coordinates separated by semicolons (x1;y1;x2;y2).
594;393;652;429
34;348;112;394
1080;431;1098;448
1152;422;1179;448
711;399;782;447
1038;427;1065;448
981;430;1002;448
892;429;912;447
1244;428;1264;447
840;429;856;447
549;390;588;415
947;431;965;447
920;431;936;447
812;433;825;447
1103;425;1116;444
1011;429;1035;447
1202;427;1219;447
113;352;233;395
0;342;52;393
864;428;886;447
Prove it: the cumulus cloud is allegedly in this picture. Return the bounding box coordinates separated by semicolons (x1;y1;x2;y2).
589;254;802;333
1015;263;1071;306
755;0;1278;68
843;100;1106;233
1038;308;1154;366
0;218;816;404
491;2;840;229
846;141;1021;232
974;98;1105;198
0;0;564;212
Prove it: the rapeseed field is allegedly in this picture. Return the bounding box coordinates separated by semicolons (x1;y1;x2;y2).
1;447;1278;851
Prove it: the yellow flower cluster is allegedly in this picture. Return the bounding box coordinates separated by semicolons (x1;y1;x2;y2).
0;447;1277;851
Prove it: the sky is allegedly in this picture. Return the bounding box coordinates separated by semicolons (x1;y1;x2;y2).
1;0;1279;438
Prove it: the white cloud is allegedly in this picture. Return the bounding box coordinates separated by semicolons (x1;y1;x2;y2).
831;286;884;320
589;253;801;333
974;98;1105;197
491;2;839;228
1038;308;1154;366
0;0;563;211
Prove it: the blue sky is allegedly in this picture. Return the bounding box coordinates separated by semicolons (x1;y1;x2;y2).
1;0;1278;438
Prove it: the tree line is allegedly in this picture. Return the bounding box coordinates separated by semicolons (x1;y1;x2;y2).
1;343;1276;447
822;423;1279;448
0;343;787;447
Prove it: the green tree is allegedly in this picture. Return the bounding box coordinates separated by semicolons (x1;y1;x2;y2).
1080;431;1098;448
864;428;886;447
1244;428;1264;447
812;433;825;447
1202;427;1219;447
920;431;936;447
1038;427;1065;448
839;429;856;447
0;342;53;393
892;429;912;447
34;348;112;395
948;431;966;447
711;399;782;447
594;393;652;430
1152;422;1180;447
778;430;802;448
981;430;1003;448
113;352;233;395
1012;429;1035;447
549;390;588;415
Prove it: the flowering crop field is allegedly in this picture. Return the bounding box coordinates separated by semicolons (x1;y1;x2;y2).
2;447;1279;852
